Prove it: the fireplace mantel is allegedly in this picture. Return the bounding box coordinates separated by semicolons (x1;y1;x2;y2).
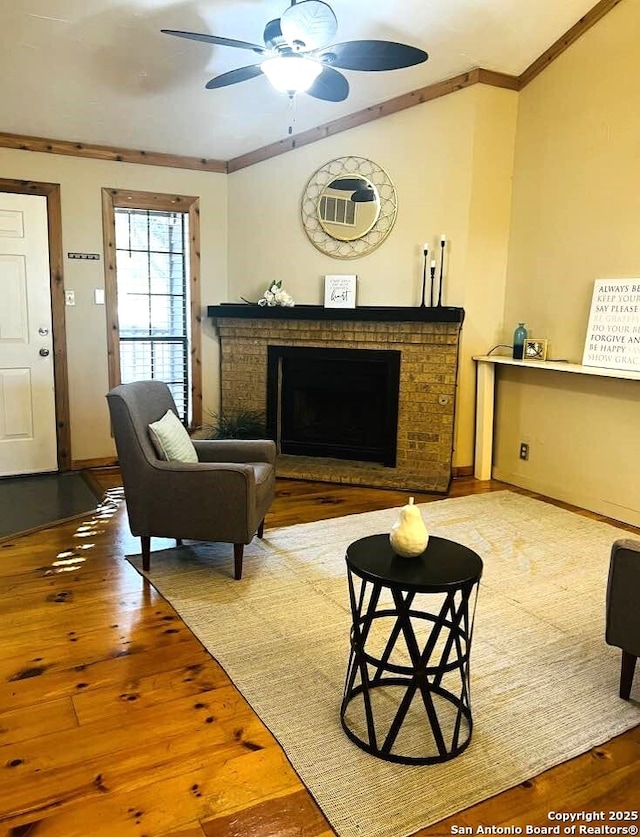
207;303;465;324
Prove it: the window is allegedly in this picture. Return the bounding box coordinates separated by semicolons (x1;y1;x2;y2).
115;208;189;418
103;189;201;427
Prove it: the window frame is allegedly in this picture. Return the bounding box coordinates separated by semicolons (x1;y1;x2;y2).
102;188;202;427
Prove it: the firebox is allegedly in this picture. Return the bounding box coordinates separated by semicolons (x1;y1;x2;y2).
267;345;401;466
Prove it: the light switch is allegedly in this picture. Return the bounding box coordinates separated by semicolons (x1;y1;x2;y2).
94;288;105;305
65;290;75;306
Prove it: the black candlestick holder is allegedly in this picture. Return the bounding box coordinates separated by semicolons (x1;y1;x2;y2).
420;248;429;307
437;239;446;306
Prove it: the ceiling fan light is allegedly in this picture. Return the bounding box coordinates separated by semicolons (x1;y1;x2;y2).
261;55;322;93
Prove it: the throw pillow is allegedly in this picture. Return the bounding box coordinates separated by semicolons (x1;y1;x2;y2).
148;410;198;463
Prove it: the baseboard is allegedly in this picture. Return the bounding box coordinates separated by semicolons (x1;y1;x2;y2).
71;457;118;470
492;467;640;530
452;464;474;477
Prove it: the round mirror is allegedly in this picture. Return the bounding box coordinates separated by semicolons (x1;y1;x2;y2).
301;157;397;259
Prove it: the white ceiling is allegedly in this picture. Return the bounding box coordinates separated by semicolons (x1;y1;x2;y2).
0;0;598;162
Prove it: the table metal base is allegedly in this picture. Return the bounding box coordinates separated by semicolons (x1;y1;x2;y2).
341;561;479;764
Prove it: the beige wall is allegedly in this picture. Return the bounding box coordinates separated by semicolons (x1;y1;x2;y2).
0;149;228;463
227;84;518;469
494;0;640;524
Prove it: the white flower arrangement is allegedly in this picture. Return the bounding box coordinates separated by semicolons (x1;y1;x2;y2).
257;279;295;307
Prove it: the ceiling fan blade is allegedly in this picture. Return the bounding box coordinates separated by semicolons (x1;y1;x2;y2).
351;185;376;202
205;64;264;89
318;40;428;71
328;178;364;191
280;1;338;50
161;29;268;55
306;66;349;102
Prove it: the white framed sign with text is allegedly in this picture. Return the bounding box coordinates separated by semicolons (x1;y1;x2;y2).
324;274;357;308
582;278;640;372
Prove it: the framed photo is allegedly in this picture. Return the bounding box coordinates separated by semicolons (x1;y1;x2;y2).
523;338;548;361
324;274;357;309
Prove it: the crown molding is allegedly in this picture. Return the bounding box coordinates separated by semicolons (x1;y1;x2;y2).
0;69;516;175
227;68;519;172
518;0;624;89
0;131;227;173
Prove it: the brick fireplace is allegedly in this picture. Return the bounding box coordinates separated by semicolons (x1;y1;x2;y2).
208;305;464;493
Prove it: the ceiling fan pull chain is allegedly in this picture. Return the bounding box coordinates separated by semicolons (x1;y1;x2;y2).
287;92;297;135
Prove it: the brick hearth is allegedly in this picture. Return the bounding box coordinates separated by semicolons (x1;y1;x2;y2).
210;307;463;493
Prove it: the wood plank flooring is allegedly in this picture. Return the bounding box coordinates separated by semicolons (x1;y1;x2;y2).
0;472;638;836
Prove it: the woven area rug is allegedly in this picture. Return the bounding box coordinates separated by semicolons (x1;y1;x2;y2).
126;491;640;837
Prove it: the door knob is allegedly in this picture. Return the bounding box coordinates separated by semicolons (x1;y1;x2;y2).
39;348;50;357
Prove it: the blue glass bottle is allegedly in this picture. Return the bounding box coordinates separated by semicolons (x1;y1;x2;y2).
513;323;528;360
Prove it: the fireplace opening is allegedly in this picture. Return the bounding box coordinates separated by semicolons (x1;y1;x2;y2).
267;346;401;466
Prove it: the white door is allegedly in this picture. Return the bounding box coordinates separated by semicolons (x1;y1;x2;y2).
0;193;57;476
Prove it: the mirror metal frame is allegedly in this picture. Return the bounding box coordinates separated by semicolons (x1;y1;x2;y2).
301;156;398;259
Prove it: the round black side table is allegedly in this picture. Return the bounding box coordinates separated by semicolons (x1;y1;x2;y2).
340;533;483;765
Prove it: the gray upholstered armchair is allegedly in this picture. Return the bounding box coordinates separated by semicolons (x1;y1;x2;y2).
106;380;276;580
606;539;640;699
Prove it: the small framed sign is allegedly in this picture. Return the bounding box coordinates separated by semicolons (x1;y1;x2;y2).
324;274;357;308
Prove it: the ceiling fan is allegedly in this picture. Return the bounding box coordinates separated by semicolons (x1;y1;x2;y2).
161;0;428;102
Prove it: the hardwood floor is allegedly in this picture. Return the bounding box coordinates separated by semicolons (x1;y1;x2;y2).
1;473;638;836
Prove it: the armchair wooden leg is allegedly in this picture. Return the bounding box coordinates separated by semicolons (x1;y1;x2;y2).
620;650;637;700
141;536;151;572
233;544;244;580
257;519;265;539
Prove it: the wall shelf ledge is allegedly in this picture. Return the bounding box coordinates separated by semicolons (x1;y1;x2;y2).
473;354;640;383
473;354;640;482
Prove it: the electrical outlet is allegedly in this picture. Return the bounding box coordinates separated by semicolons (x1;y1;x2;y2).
519;442;529;461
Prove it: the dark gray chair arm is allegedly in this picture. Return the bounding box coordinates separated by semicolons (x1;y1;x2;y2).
606;538;640;699
192;438;277;464
606;538;640;657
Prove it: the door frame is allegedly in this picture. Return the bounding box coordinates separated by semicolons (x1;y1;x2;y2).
0;179;71;471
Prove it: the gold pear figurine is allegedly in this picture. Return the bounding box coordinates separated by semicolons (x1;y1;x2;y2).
389;497;429;557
